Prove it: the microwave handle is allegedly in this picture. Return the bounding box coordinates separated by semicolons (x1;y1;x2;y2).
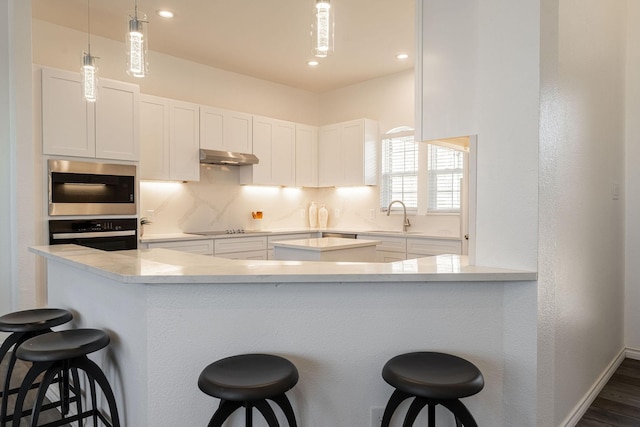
51;230;137;240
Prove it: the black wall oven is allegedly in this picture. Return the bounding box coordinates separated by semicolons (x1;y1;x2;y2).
49;218;138;251
48;159;136;216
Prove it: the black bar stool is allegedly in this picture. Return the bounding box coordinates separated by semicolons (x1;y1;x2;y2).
381;352;484;427
198;353;299;427
0;308;73;427
11;328;120;427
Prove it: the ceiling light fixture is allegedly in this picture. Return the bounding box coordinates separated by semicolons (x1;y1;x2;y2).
127;0;148;77
156;9;174;19
307;60;319;66
82;0;98;102
396;53;409;60
312;0;334;58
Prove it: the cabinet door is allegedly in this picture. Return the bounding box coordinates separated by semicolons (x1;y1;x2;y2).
250;117;274;183
95;78;140;161
199;106;224;151
318;124;341;186
243;117;294;186
226;111;253;153
200;107;253;153
169;101;200;181
295;125;318;187
271;121;295;186
139;95;170;180
42;68;95;157
341;121;364;186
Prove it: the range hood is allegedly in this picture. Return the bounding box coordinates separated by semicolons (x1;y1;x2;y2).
199;149;259;166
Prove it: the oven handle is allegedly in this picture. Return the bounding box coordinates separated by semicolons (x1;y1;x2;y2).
51;230;137;239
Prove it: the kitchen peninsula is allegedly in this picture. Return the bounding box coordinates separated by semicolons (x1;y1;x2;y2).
30;245;537;426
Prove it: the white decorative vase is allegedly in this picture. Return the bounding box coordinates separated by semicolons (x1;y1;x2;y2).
318;204;328;229
309;202;318;228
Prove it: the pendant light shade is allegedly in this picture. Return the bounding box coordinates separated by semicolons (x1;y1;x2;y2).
82;52;98;102
312;0;334;58
127;1;148;77
82;0;98;102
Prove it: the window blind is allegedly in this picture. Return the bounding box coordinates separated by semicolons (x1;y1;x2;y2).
381;135;418;210
427;145;463;212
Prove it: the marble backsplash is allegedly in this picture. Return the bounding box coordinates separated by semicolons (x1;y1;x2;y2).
140;164;461;236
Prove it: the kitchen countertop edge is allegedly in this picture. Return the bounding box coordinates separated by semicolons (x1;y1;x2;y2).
30;245;537;284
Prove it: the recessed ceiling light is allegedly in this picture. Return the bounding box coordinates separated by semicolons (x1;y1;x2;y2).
396;53;409;60
307;60;319;67
156;9;175;19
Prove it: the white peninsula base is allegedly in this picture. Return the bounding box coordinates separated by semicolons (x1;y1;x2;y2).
31;246;537;427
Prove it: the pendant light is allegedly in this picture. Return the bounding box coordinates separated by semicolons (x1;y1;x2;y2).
127;0;148;77
312;0;334;58
82;0;98;102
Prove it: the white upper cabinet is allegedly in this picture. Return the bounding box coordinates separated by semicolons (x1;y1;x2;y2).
295;124;318;187
240;116;295;186
95;79;140;160
42;67;139;161
416;0;478;141
139;95;200;181
200;106;253;153
318;118;378;187
169;100;200;181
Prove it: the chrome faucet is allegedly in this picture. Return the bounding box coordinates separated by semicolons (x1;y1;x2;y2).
387;200;411;232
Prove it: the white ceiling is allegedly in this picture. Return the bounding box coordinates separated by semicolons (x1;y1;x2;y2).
31;0;415;93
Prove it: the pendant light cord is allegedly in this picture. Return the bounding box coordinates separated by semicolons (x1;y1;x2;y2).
87;0;91;55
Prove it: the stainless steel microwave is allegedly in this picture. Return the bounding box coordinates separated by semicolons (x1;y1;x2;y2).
48;159;137;216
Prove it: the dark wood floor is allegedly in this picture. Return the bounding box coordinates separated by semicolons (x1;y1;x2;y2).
577;358;640;426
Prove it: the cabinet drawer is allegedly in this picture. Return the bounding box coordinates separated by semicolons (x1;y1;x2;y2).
216;250;267;260
358;234;406;253
406;238;461;256
147;239;214;255
215;236;267;255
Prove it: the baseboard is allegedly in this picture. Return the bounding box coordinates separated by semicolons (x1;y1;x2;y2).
561;347;626;427
625;347;640;360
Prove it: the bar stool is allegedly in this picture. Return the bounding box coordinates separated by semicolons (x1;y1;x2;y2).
381;352;484;427
0;308;73;427
198;353;299;427
11;328;120;427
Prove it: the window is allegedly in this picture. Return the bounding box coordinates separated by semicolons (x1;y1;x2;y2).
380;128;465;214
380;129;418;211
427;145;464;213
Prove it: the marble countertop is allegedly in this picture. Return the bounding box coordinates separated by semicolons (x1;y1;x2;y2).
272;237;380;252
140;229;462;244
30;244;537;284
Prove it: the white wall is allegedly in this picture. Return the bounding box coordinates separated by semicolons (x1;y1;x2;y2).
32;20;320;126
1;0;37;311
0;0;13;314
625;1;640;355
540;1;627;425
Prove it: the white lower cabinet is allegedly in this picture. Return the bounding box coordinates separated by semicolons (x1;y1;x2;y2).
143;239;214;255
358;234;407;262
267;233;314;260
139;95;200;181
406;238;462;259
214;236;268;260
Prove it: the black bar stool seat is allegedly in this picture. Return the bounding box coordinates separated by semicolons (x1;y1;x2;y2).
198;353;299;427
381;352;484;427
0;308;73;427
12;328;120;427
